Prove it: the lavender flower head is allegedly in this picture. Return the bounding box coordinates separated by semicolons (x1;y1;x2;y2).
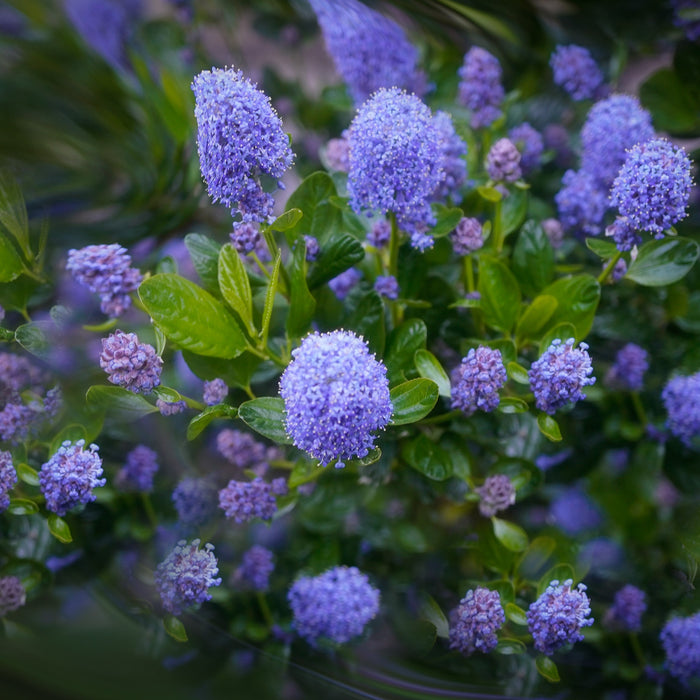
157;399;186;416
604;585;646;632
279;330;392;468
309;0;426;105
605;343;649;392
449;587;505;656
486;138;522;183
367;220;391;249
610;138;693;236
451;346;507;416
606;217;642;252
39;439;105;516
303;235;320;263
432;110;468;202
0;576;26;616
230;223;261;255
66;244;142;317
116;445;158;493
457;47;504;128
172;477;218;527
218;478;277;523
374;275;399;300
550;45;603;101
325;136;350;172
660;612;700;684
288;565;380;645
0;402;38;444
236;545;274;591
662;372;700;447
203;378;228;406
329;268;362;300
450;217;483;255
155;539;222;616
527;579;594;655
0;450;17;512
541;218;564;249
216;429;268;470
476;475;516;517
555;169;608;236
192;67;294;225
529;338;595;415
509;123;544;174
581;95;655;190
99;330;162;394
347;88;444;250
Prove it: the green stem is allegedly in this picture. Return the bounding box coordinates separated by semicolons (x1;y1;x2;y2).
597;250;623;284
256;592;274;628
463;254;475;294
251;252;271;279
631;391;648;429
629;632;646;667
140;493;158;530
388;212;404;327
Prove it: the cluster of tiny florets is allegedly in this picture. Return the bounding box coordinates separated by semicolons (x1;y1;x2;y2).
115;445;159;493
529;339;596;415
279;330;392;468
432;110;468;202
0;575;26;616
367;220;391;249
192;67;294;224
450;346;507;416
604;585;646;632
66;244;142;317
172;477;218;527
203;378;228;406
0;450;17;512
605;343;649;392
216;429;268;470
662;372;700;447
449;587;505;656
288;565;380;645
99;330;162;394
230;223;262;255
660;611;700;684
550;486;602;535
329;268;362;300
457;47;504;128
555;169;608;236
157;398;186;416
374;275;399;300
550;45;603;101
450;217;484;256
236;545;275;591
155;539;222;616
38;439;105;516
606;217;642;252
218;478;277;523
303;235;320;263
610;138;693;236
325;136;350;172
527;579;594;655
509;122;544;174
476;475;516;517
486;138;522;183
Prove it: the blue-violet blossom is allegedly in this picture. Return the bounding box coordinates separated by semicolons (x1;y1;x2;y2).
555;169;608;236
451;346;507;416
172;477;218;528
99;330;162;394
218;478;277;523
660;611;700;684
115;444;158;493
550;45;603;101
0;450;17;512
203;378;228;406
476;475;516;517
604;585;646;632
449;587;505;655
662;372;700;447
236;545;274;591
0;576;26;616
605;343;649;392
457;47;504;128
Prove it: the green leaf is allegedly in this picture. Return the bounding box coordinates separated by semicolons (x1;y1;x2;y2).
260;253;281;349
218;243;255;335
539;275;600;340
515;295;558;342
14;321;51;358
536;655;560;683
282;171;341;246
429;205;464;238
517;536;556;580
585;237;619;258
540;322;577;352
50;424;88;455
0;170;30;257
495;638;527;655
497;396;529;414
16;463;39;486
401;433;453;480
187;404;238;440
390;378;439;425
47;514;73;544
307;233;364;289
501;188;529;237
269;208;303;232
492;517;528;552
626;237;699;287
0;234;24;282
414;349;451;398
86;386;159;422
163;615;188;643
346;291;385;356
505;603;528;626
640;68;700;135
477;185;503;202
537;413;562;442
512;221;554;297
7;498;39;515
507;362;530;385
385;319;427;385
140;274;247;359
420;594;450;638
182;350;261;391
538;565;576;596
286;239;316;340
184;233;221;294
478;255;521;333
238;397;292;444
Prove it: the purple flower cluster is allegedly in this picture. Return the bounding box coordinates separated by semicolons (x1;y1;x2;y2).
329;268;362;300
541;218;564;249
529;338;596;415
555;169;608;236
457;47;504;128
450;217;483;255
309;0;426;105
347;88;444;250
66;244;142;317
604;585;646;632
192;67;294;225
0;575;26;616
449;587;505;655
0;450;17;512
662;372;700;447
99;330;162;394
236;545;274;591
39;439;105;516
660;612;700;684
203;378;228;406
432;111;468;202
155;539;222;616
230;223;261;255
550;486;602;535
527;579;594;655
304;235;320;263
325;136;350;172
367;220;391;249
550;45;603;101
509;123;544;174
606;217;642;252
288;565;380;645
450;346;506;416
476;475;516;517
486;138;522;183
216;429;268;470
172;477;218;527
610;138;693;236
374;275;399;300
218;478;277;523
157;398;186;416
0;402;37;444
115;445;158;493
279;330;392;468
605;343;649;391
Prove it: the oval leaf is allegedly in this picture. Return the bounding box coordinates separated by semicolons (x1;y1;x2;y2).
86;385;159;421
269;208;303;232
401;434;453;481
187;404;238;440
495;638;527;655
497;396;529;414
7;498;39;515
48;514;73;544
626;237;699;287
539;275;600;341
184;233;221;293
505;602;528;626
507;362;530;385
163;615;188;643
537;413;562;442
536;655;561;683
515;295;558;342
585;237;619;258
16;462;39;486
390;378;439;425
414;349;451;398
286;240;316;340
0;234;24;282
478;256;521;333
492;517;529;552
218;243;255;335
238;397;293;444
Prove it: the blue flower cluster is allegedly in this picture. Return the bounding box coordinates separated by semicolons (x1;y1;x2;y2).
508;122;544;175
66;244;142;317
476;475;515;517
115;445;158;493
528;338;595;415
450;217;483;255
203;378;228;406
0;450;16;512
605;343;649;391
486;138;522;183
192;67;294;225
0;575;26;616
303;235;320;263
549;45;603;101
230;223;261;255
39;439;105;516
172;477;218;528
606;217;642;252
367;220;391;249
550;486;602;535
157;398;186;416
527;579;594;655
604;585;646;632
236;545;274;592
329;268;362;300
218;478;277;523
374;275;399;300
457;47;504;128
279;330;392;468
155;539;222;616
99;330;162;394
432;111;468;202
450;346;506;416
660;612;700;684
216;429;268;470
449;587;505;655
555;169;608;236
288;565;380;645
662;372;700;447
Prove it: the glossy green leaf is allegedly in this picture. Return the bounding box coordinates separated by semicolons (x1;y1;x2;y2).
86;385;159;421
346;291;385;356
385;319;427;385
507;362;530;385
516;295;558;342
537;413;562;442
187;404;238;440
238;397;293;444
48;514;73;544
401;433;453;480
540;322;577;352
539;275;600;340
390;378;439;425
585;237;619;258
218;243;255;335
429;205;464;238
0;170;30;256
282;171;341;246
495;638;527;655
502;188;529;237
505;602;528;626
269;207;303;232
512;221;554;297
156;255;177;275
50;424;88;455
477;185;503;202
492;517;528;552
536;655;560;683
8;498;39;515
517;536;556;580
140;274;247;359
286;240;316;340
15;321;51;358
184;233;221;294
497;396;529;414
307;233;364;289
420;594;449;638
414;349;451;398
260;253;281;349
626;237;699;287
163;615;188;643
0;234;24;282
16;463;39;486
478;255;521;333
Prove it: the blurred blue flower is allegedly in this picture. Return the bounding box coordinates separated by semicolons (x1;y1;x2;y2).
509;122;544;174
218;478;277;523
432;111;468;202
660;611;700;684
374;275;399;300
555;169;608;236
662;372;700;447
605;343;649;391
604;585;646;632
0;450;17;512
476;475;516;517
457;47;504;128
328;268;362;300
550;45;603;101
236;545;274;592
116;445;158;493
172;477;217;528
